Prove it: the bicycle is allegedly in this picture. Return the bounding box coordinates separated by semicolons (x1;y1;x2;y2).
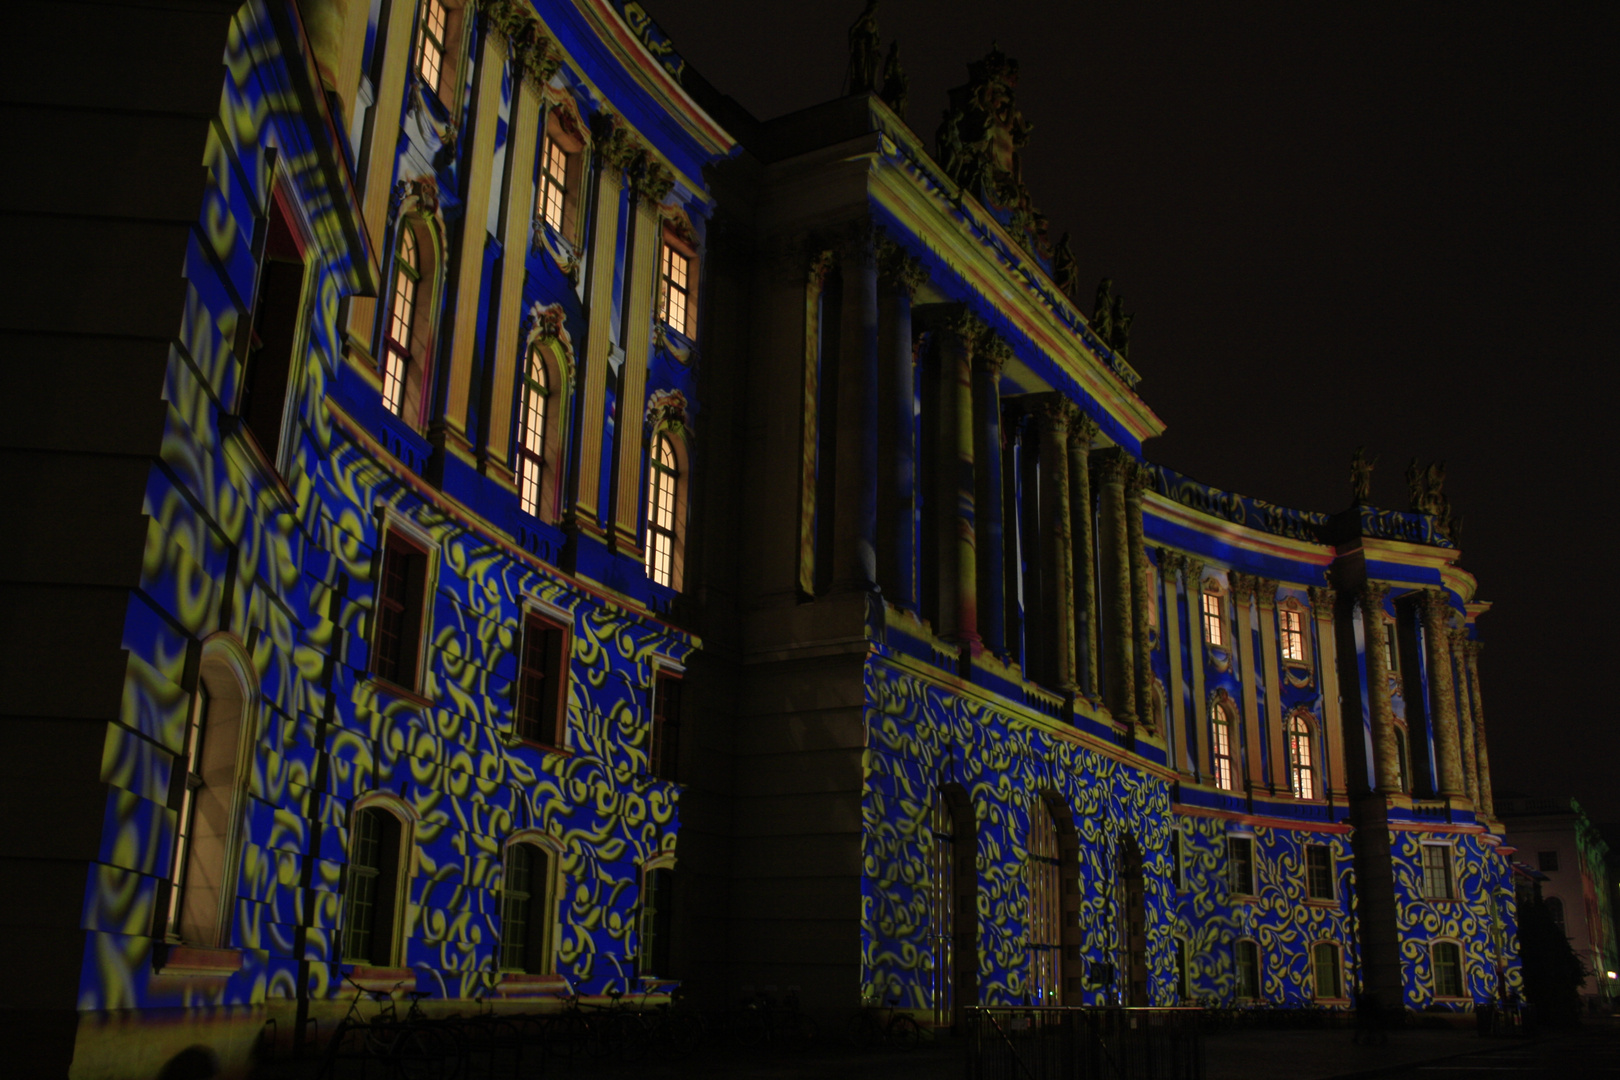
319;975;459;1080
848;996;922;1051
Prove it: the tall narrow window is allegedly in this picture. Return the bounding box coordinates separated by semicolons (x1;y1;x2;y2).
240;189;306;461
1228;836;1256;896
658;243;691;336
639;866;675;978
500;843;555;974
1420;843;1455;900
1279;606;1307;662
1383;617;1400;673
1545;896;1565;930
1235;940;1261;1001
373;531;428;690
1394;723;1410;793
1211;703;1236;791
1312;942;1342;999
645;434;679;588
539;135;570;233
516;346;550;518
1306;844;1334;902
1201;586;1225;647
650;672;682;781
343;807;404;965
517;614;568;747
1288;714;1316;800
1027;799;1062;1004
1430;941;1464;998
415;0;448;91
384;227;419;416
165;685;210;940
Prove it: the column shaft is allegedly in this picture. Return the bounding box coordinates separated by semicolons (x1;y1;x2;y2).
973;349;1008;653
1309;587;1347;800
834;236;880;590
1363;583;1402;795
1068;417;1100;698
571;135;630;532
1466;643;1495;818
1035;397;1074;688
610;186;663;554
1257;580;1287;793
1125;464;1152;726
1450;631;1480;807
1185;560;1209;781
1419;589;1465;798
878;277;918;607
1230;574;1265;790
936;319;978;644
1095;449;1135;722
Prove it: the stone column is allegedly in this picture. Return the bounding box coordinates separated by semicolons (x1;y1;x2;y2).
833;229;881;591
1418;589;1465;799
1157;550;1188;772
877;241;925;609
939;310;981;648
441;29;510;447
1094;448;1135;723
1362;583;1401;796
1449;629;1480;808
1308;586;1346;800
1257;579;1286;793
610;159;672;557
1068;415;1100;699
1466;642;1495;819
1035;396;1075;689
480;70;543;482
973;339;1010;654
572;119;635;534
1125;462;1153;729
1185;559;1209;780
1230;573;1264;789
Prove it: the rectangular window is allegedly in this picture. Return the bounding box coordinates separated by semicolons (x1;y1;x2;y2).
539;135;569;233
1313;942;1342;999
1235;940;1260;1001
240;189;305;463
1279;607;1306;662
639;867;675;978
1537;850;1559;873
1306;844;1334;902
1201;590;1224;647
517;614;569;747
1228;836;1256;896
650;672;682;781
658;243;691;336
1421;843;1454;900
500;844;553;974
1431;941;1464;998
373;533;428;690
416;0;448;93
343;808;402;965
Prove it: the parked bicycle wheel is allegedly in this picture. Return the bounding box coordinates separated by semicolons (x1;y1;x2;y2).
886;1013;921;1051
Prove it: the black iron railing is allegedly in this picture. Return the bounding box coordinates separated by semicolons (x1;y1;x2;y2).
964;1006;1205;1080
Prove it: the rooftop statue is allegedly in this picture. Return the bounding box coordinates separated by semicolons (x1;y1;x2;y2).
940;44;1048;258
1093;277;1114;343
1405;457;1458;541
880;41;909;120
935;109;967;185
1350;446;1376;505
1110;294;1133;360
847;1;881;95
1052;233;1080;301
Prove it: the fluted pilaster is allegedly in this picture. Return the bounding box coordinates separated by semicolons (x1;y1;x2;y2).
1362;583;1401;795
1418;589;1465;799
1035;397;1075;689
1126;462;1153;729
1094;449;1135;723
1068;415;1100;699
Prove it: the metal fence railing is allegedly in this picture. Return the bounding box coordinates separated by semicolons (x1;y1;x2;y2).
964;1007;1205;1080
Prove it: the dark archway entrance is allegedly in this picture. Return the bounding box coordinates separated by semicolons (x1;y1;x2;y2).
1117;834;1149;1006
931;785;977;1028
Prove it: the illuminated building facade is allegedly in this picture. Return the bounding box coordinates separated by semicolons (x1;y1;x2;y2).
0;0;1519;1075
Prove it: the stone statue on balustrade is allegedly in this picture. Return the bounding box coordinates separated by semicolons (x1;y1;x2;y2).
847;1;882;94
880;41;908;120
1351;447;1375;505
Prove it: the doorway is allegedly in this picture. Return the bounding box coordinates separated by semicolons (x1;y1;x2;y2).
931;786;977;1027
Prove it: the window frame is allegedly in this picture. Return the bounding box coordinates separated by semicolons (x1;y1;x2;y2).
341;798;414;968
515;343;551;518
1210;698;1237;792
515;608;571;750
1287;712;1317;800
1430;940;1466;1000
414;0;452;101
1027;798;1063;1004
1234;938;1261;1002
1305;843;1335;903
371;524;433;696
638;858;677;980
536;103;587;245
1228;835;1256;898
1201;583;1226;648
498;834;564;977
649;666;684;781
657;238;695;339
1420;842;1456;901
1312;941;1344;1001
1278;600;1309;664
645;432;682;589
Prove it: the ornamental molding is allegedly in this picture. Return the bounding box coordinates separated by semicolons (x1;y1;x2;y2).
645;387;688;433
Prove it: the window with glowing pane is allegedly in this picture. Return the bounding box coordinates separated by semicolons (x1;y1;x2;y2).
1211;703;1235;790
645;434;679;587
540;136;569;233
1280;606;1307;661
1289;713;1315;799
415;0;448;91
517;346;549;517
384;227;419;416
1202;587;1224;647
658;244;691;336
1027;799;1062;1003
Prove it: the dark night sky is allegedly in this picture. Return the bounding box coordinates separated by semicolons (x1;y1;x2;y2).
645;1;1620;822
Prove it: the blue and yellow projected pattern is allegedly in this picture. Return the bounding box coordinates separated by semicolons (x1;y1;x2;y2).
860;660;1178;1008
1175;819;1357;1005
83;0;688;1014
1390;831;1521;1009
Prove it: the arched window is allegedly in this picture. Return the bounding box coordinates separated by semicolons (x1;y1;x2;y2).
645;434;680;588
1027;798;1062;1003
1312;941;1342;999
162;641;256;948
1211;700;1236;791
500;840;559;975
1288;713;1316;800
384;226;419;417
1201;583;1225;647
1430;940;1465;998
516;346;550;518
343;805;409;966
